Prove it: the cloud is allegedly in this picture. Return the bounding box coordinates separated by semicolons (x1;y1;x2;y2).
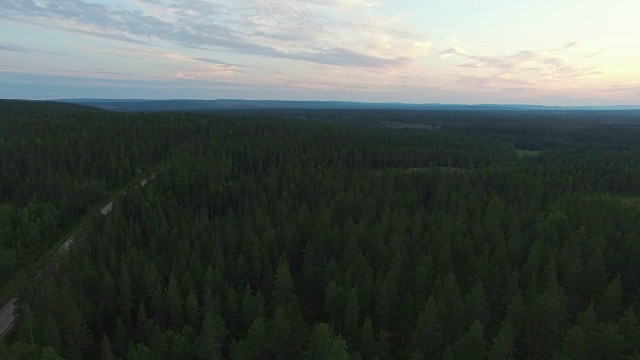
0;41;69;56
601;81;640;94
0;42;30;53
194;58;245;68
456;74;534;90
173;60;246;80
0;0;429;68
1;64;132;77
173;66;239;80
441;43;601;89
439;47;467;59
584;50;603;58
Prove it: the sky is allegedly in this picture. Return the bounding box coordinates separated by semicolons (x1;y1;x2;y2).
0;0;639;105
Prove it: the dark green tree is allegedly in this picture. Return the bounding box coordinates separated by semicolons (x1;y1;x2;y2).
305;323;349;360
452;321;488;360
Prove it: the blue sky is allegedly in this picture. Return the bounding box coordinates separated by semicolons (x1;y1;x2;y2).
1;0;639;105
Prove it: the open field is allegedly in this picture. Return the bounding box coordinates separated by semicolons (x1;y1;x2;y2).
515;149;542;158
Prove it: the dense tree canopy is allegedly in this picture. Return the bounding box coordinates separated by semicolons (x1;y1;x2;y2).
2;101;640;359
0;100;201;285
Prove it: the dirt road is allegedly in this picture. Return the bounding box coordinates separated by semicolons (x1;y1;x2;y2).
0;173;153;338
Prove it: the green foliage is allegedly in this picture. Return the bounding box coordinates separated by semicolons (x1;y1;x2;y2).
5;104;640;358
452;321;488;360
515;149;542;158
305;323;349;360
0;101;200;285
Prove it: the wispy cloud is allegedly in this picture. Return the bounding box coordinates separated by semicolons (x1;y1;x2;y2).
456;74;534;90
584;50;603;59
0;41;69;56
602;81;640;94
0;42;30;53
439;47;467;59
0;0;428;68
563;42;579;50
1;64;132;77
440;43;601;90
194;58;245;68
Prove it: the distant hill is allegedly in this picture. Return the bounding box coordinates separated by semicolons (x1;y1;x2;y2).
0;99;104;115
58;99;640;112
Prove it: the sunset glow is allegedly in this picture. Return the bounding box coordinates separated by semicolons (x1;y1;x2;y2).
1;0;639;104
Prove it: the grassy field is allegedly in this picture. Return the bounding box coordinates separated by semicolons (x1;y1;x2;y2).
515;149;542;158
610;194;640;208
583;193;640;208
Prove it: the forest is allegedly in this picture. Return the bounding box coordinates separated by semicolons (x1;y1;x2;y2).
0;100;201;294
1;100;640;359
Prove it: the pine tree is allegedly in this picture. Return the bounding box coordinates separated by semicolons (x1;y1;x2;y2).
446;300;467;346
324;281;342;332
166;275;184;332
245;317;267;359
557;324;586;359
42;315;61;350
63;301;91;360
344;287;360;347
375;271;398;331
465;281;490;326
196;310;227;359
20;303;36;346
135;302;150;341
305;323;349;360
185;292;200;331
618;306;639;356
267;306;292;360
452;321;488;360
360;318;377;360
412;296;441;359
125;343;153;360
40;347;65;360
272;259;295;308
598;276;622;323
118;263;134;324
114;318;128;357
488;321;515;360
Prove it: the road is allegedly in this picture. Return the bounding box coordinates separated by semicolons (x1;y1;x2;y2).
0;174;152;338
0;298;16;338
100;200;114;216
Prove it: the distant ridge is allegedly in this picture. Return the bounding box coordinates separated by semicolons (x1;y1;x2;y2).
0;99;105;114
58;99;640;112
